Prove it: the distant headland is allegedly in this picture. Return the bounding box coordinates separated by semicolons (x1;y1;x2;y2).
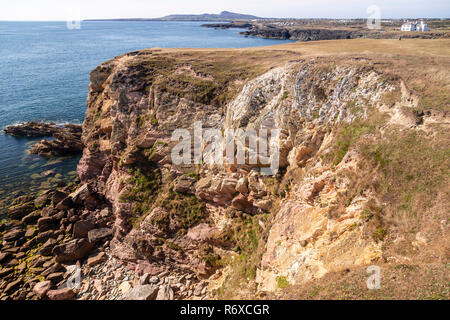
85;11;266;22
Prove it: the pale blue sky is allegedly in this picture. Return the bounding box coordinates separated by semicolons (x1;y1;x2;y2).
0;0;449;21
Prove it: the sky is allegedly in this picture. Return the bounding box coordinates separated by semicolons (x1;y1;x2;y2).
0;0;449;21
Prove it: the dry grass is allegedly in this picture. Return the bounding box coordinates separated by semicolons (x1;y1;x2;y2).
275;263;449;300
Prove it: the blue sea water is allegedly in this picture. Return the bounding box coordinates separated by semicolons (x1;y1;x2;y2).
0;21;294;206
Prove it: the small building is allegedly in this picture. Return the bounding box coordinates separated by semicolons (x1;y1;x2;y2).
401;20;430;32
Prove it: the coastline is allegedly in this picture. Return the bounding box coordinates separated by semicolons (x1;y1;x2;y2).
0;33;449;300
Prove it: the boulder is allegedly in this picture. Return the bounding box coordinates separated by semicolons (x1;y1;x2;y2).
39;238;58;256
87;251;107;267
33;281;52;299
72;220;95;238
173;176;197;193
37;216;58;232
88;228;113;243
156;284;174;300
0;252;12;264
135;261;164;276
41;207;58;217
232;194;255;214
55;197;74;211
8;203;35;220
118;281;133;295
52;239;93;263
120;285;158;300
69;184;91;205
47;272;64;283
139;273;150;285
186;223;217;242
219;178;238;195
34;195;49;208
52;191;68;206
21;211;41;224
3;229;25;242
4;279;22;294
24;228;37;238
236;177;249;194
47;288;75;300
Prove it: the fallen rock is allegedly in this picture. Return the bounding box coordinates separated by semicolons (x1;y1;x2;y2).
22;211;41;224
55;197;74;211
52;191;68;206
8;203;35;220
173;176;197;193
121;285;158;300
0;252;12;263
3;229;25;242
69;184;91;205
37;216;58;232
156;284;174;300
41;207;58;217
73;220;95;238
88;228;113;243
4;279;22;294
232;194;255;214
118;281;133;295
236;177;249;194
47;288;75;300
34;195;49;208
33;281;52;299
47;272;64;283
87;251;107;267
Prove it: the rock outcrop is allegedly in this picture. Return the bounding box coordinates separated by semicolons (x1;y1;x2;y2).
3;122;83;157
72;47;434;299
2;44;448;300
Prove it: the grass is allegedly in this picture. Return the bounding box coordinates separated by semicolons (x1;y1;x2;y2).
277;276;290;289
360;127;450;237
325;112;386;168
215;213;268;299
277;263;449;300
119;156;206;232
124;49;300;108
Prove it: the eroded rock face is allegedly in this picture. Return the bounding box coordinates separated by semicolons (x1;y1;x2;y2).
75;50;414;296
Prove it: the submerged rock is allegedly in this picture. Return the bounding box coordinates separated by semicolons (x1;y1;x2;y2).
3;122;82;157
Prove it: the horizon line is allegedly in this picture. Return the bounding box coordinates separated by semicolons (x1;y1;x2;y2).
0;17;449;22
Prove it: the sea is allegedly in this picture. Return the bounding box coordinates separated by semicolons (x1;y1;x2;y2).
0;20;294;211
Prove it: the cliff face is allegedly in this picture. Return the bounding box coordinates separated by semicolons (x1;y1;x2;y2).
78;48;449;298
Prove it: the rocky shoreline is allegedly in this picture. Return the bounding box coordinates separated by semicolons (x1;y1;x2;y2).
202;22;450;41
0;181;209;300
1;41;448;300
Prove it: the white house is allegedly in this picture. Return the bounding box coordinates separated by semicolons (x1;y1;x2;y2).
401;20;430;32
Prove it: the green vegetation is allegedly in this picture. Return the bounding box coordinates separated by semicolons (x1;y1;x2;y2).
157;189;206;231
277;276;290;289
326;115;383;168
119;164;162;225
186;172;200;180
360;128;450;233
216;213;268;299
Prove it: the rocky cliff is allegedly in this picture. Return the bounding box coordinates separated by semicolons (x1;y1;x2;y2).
75;44;449;299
